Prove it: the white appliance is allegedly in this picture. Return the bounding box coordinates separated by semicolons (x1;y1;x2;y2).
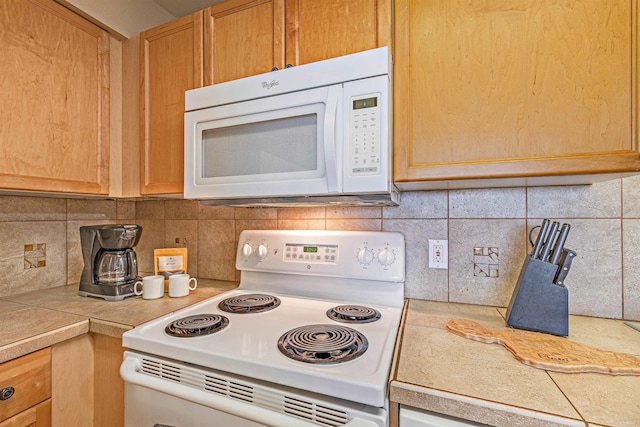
121;229;405;427
183;47;398;207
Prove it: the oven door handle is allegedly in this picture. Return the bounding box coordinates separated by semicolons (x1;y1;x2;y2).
121;357;378;427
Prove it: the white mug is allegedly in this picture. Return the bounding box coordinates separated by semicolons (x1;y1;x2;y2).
168;274;197;298
134;275;164;300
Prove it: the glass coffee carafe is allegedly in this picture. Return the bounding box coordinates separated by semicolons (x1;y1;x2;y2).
95;249;138;284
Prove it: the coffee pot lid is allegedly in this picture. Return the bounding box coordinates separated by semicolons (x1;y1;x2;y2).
96;224;142;249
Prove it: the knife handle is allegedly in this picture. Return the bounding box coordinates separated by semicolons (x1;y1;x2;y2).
539;221;560;262
554;249;577;285
530;219;550;259
550;223;570;265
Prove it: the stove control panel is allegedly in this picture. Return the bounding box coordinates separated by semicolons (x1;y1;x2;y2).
236;230;405;282
284;243;338;264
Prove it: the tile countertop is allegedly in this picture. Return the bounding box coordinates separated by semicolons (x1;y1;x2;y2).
390;300;640;427
0;279;238;364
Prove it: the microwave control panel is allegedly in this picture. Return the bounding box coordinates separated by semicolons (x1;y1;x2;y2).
349;94;381;175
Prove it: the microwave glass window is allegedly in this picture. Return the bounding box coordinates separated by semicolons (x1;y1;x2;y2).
202;114;318;178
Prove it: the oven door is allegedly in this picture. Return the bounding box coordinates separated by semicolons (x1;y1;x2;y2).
184;84;342;200
121;352;384;427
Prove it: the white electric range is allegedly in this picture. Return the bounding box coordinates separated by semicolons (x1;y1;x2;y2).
121;230;405;427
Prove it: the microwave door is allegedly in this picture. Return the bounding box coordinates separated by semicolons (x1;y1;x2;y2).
184;85;342;200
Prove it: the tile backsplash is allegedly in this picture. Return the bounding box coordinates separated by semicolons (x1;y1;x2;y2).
0;175;639;321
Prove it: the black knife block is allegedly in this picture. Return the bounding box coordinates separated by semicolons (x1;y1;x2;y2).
505;256;569;336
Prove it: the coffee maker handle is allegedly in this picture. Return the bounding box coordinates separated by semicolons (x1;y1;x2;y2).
127;249;138;278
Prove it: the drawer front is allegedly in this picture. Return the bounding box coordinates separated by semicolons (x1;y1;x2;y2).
0;399;51;427
0;349;51;422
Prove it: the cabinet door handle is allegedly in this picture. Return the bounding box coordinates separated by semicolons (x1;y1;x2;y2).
0;386;15;400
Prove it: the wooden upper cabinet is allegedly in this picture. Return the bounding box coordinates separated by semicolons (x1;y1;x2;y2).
285;0;391;66
0;0;110;195
140;12;203;195
394;0;640;187
204;0;285;85
204;0;391;85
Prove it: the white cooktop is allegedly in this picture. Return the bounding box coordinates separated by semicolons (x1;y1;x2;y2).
123;230;405;408
123;288;402;407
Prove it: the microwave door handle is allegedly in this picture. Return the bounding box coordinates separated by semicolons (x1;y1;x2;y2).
323;85;340;192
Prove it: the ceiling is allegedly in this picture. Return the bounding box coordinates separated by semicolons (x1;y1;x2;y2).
56;0;227;39
152;0;225;18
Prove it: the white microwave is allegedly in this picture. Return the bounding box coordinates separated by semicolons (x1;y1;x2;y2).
183;47;398;207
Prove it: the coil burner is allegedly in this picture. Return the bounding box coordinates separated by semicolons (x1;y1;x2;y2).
278;324;368;364
218;293;281;314
165;314;229;337
327;305;381;324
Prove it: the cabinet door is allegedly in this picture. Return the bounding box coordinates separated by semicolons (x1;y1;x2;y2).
0;400;51;427
204;0;285;85
93;334;125;427
140;12;203;195
285;0;391;66
394;0;640;186
0;0;110;194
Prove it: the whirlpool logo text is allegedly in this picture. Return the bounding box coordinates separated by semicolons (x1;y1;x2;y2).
262;80;279;90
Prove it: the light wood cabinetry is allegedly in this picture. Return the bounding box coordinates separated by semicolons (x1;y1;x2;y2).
139;12;204;195
284;0;391;66
0;0;110;195
50;333;124;427
0;349;51;427
51;335;93;427
204;0;285;85
204;0;391;85
394;0;640;188
92;334;125;427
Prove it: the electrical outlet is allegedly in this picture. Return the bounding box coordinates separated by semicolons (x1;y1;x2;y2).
429;239;448;269
433;245;443;263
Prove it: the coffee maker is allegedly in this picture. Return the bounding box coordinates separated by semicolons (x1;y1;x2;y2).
79;224;143;301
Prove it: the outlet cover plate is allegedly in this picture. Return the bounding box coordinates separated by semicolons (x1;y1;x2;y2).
429;239;448;269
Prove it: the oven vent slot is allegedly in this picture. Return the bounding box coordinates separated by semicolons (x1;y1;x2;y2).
284;396;349;427
140;358;181;382
204;376;254;403
137;356;352;427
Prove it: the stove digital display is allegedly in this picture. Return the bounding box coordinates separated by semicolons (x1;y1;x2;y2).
284;243;338;264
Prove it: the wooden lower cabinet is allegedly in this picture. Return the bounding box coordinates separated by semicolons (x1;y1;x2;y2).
0;400;51;427
2;334;126;427
51;335;93;427
0;349;51;427
51;333;125;427
93;334;125;427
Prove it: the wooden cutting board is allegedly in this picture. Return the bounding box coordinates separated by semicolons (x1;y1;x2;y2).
446;318;640;375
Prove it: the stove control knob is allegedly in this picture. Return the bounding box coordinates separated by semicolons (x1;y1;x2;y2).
357;248;374;265
242;243;253;258
377;248;396;266
257;244;268;261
